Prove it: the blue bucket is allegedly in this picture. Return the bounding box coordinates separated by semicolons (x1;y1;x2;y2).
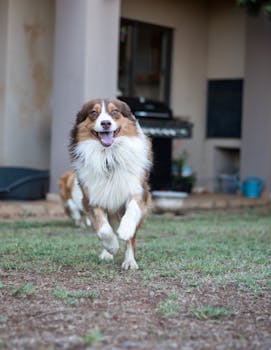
239;176;265;198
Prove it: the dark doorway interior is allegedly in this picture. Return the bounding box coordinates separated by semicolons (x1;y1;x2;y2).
118;18;172;104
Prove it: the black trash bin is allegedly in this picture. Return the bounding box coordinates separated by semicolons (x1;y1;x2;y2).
0;167;49;200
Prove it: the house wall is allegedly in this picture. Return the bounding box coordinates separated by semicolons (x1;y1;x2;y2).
241;13;271;190
0;0;8;164
0;0;54;169
207;0;246;79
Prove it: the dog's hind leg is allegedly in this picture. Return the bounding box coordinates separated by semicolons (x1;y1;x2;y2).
89;207;119;255
121;236;138;270
99;249;114;261
66;199;82;227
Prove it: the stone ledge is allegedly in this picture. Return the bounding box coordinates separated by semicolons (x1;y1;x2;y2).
0;193;271;220
152;193;271;214
0;200;65;220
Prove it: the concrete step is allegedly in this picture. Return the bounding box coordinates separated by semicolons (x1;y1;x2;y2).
0;193;270;220
152;193;271;214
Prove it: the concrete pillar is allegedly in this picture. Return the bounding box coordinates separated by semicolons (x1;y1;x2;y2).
0;0;8;164
50;0;120;192
0;0;54;168
240;13;271;190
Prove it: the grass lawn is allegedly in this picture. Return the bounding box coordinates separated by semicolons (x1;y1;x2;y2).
0;208;270;349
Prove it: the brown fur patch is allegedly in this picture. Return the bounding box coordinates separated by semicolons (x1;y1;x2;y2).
106;100;138;137
58;171;75;201
69;100;102;155
78;183;108;232
128;236;136;254
76;116;96;143
117;116;138;137
76;100;103;124
106;99;136;122
88;207;107;232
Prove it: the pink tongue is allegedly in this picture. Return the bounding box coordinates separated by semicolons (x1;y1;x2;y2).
99;132;114;147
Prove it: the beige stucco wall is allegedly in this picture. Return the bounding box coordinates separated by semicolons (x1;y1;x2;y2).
207;0;246;79
203;1;246;189
241;13;271;189
1;0;54;169
0;0;8;164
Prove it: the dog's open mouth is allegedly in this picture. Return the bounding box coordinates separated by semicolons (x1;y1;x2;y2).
92;128;120;147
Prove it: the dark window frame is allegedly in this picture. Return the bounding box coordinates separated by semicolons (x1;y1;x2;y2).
118;18;173;104
206;79;243;139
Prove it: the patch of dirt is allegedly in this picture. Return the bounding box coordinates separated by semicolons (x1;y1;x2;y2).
0;269;270;349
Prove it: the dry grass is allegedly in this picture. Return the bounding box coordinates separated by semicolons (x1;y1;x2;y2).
0;208;270;349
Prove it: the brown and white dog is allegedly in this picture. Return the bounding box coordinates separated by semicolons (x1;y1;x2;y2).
58;170;91;227
69;98;152;269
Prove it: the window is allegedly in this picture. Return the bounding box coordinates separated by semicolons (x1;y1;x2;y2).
206;79;243;138
118;19;173;103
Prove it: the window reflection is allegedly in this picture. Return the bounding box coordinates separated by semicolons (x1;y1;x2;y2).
118;19;172;103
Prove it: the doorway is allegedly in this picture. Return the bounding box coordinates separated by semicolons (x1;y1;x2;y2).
118;19;173;103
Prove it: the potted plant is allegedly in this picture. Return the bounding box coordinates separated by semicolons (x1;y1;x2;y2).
171;151;196;193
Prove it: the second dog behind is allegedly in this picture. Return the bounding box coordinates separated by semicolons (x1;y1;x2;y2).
58;171;91;227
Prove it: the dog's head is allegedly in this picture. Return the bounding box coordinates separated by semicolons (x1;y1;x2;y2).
70;98;137;148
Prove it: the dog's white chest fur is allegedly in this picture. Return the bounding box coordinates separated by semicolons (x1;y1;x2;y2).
73;133;150;212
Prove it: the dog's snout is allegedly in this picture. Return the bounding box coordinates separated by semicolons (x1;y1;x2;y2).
101;120;112;130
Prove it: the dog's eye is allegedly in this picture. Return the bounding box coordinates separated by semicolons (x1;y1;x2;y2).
111;109;119;117
90;110;98;119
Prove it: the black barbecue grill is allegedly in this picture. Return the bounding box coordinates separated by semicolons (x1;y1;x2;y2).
120;96;192;138
119;96;193;190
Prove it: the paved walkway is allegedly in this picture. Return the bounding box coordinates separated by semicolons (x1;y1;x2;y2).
152;192;271;214
0;193;270;220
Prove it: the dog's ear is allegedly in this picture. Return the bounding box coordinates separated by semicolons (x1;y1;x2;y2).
70;101;95;155
75;102;92;124
115;100;137;122
76;99;103;124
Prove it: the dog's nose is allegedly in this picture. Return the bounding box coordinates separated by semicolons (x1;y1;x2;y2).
101;120;112;130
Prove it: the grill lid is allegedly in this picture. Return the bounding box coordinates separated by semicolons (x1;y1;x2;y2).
119;96;172;119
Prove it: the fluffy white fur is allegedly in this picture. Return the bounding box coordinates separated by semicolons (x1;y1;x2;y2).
117;199;142;241
97;217;119;255
122;243;139;270
99;249;114;261
72;125;151;213
95;101;118;132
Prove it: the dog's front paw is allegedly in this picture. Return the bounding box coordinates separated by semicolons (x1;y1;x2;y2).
121;258;139;270
99;249;114;261
74;219;82;227
98;224;119;255
99;233;119;255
